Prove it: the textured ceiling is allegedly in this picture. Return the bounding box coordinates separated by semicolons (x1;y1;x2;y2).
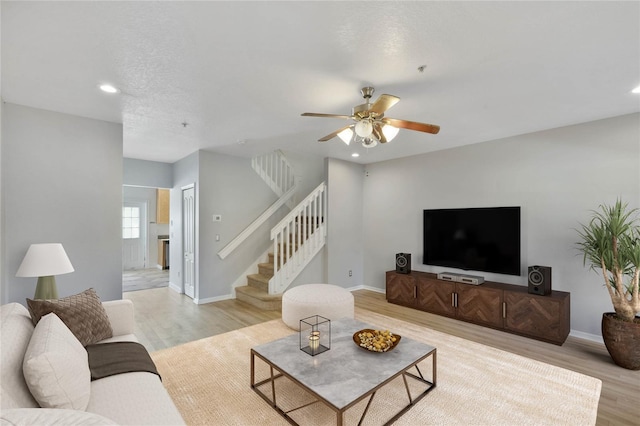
2;1;639;165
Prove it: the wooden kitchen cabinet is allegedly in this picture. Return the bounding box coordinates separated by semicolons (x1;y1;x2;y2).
157;189;170;224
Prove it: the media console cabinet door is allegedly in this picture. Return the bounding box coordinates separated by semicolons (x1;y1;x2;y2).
416;275;456;317
504;290;570;344
455;284;504;328
386;272;416;307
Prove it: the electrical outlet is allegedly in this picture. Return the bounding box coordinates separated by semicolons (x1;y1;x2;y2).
349;270;353;277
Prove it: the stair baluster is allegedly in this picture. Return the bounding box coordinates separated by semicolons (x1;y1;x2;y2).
269;182;326;294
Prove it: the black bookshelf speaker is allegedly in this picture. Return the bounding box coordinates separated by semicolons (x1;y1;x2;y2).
396;253;411;274
528;265;552;295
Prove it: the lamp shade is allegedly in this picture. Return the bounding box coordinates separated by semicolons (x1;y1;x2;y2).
381;124;400;142
355;120;373;138
337;128;353;145
16;244;74;278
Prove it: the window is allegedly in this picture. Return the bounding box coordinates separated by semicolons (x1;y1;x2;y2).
122;207;140;239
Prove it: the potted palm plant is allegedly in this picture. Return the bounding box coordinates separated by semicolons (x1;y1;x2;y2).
577;200;640;370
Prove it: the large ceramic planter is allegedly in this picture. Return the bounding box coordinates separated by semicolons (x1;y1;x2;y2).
601;312;640;370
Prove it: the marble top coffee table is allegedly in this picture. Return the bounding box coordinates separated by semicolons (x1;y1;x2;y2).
250;318;436;426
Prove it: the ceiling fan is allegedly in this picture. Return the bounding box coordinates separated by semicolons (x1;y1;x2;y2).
301;87;440;148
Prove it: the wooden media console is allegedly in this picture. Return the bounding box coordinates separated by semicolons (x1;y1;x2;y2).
386;270;570;345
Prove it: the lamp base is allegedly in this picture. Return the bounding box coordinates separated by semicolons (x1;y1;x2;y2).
34;276;58;300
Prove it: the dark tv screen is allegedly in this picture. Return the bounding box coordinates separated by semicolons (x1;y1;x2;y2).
423;207;521;276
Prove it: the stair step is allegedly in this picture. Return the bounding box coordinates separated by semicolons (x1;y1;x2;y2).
235;286;282;311
258;262;274;277
247;274;270;292
267;252;292;268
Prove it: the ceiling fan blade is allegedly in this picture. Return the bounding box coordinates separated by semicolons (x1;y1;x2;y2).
382;118;440;134
372;123;388;143
318;125;352;142
369;94;400;116
301;112;353;119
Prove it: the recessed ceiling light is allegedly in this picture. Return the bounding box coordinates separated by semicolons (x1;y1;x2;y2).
632;85;640;94
99;84;120;94
351;153;360;158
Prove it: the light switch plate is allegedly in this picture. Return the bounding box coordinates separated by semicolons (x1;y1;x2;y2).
213;214;222;222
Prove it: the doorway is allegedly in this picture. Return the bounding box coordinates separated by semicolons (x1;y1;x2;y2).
182;184;195;299
122;201;147;270
122;186;171;293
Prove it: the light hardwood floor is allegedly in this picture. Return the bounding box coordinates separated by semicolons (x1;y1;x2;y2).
124;287;640;426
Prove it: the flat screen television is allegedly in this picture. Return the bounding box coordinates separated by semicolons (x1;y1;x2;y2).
423;207;521;276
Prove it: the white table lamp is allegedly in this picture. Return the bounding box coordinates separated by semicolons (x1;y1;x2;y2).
16;243;74;299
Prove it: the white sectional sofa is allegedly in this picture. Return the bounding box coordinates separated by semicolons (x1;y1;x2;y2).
0;300;184;425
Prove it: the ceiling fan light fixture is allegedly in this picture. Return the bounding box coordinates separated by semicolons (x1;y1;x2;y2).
381;124;400;142
337;128;354;145
362;138;378;148
355;120;373;138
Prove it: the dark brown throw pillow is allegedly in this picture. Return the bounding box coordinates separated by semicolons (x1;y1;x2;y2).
26;288;113;346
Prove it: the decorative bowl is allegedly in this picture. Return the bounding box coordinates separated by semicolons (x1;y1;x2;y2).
352;329;401;353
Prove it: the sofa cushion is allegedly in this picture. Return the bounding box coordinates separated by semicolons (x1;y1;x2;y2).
0;303;39;409
22;313;91;410
26;288;113;346
0;408;116;425
87;372;185;425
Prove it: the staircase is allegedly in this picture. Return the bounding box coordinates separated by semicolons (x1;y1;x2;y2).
235;253;281;310
234;184;326;310
229;151;327;311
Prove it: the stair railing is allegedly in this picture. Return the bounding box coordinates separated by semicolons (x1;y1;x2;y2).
269;181;327;294
217;185;296;260
218;151;296;260
251;150;296;203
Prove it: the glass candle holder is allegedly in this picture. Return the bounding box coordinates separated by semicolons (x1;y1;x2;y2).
300;315;330;356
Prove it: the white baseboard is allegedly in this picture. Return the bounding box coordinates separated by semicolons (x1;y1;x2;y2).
168;282;182;293
345;284;385;294
569;330;603;344
195;294;234;305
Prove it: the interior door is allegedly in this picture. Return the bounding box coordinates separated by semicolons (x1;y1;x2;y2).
122;202;147;270
182;185;195;299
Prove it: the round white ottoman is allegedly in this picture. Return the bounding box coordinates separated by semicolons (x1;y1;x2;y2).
281;284;355;330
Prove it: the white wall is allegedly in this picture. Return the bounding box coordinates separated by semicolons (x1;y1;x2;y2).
358;113;639;337
282;150;327;204
2;103;123;303
327;159;365;289
123;158;172;189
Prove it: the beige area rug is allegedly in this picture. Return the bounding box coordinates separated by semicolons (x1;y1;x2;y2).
151;309;602;425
